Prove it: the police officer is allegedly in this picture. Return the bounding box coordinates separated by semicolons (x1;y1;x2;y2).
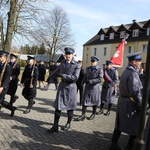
76;60;84;106
47;47;80;133
20;56;39;114
97;60;118;116
109;52;143;150
0;50;16;117
7;54;20;106
74;56;103;121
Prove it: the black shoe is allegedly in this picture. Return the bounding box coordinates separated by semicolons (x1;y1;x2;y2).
109;143;121;150
104;111;110;116
10;107;17;117
12;95;19;103
32;101;35;106
96;109;103;115
87;114;95;120
74;115;85;121
47;126;58;134
61;123;71;131
23;108;31;114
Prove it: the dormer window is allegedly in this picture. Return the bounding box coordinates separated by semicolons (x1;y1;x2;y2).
132;29;139;37
120;31;126;38
147;27;150;36
109;33;114;39
100;34;104;40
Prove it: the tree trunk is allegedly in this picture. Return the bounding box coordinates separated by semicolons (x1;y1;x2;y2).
3;0;18;52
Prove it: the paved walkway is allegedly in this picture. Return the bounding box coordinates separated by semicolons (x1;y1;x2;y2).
0;84;129;150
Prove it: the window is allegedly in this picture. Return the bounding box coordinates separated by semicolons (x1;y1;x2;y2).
147;27;150;36
86;54;88;62
128;46;131;53
94;48;97;56
87;47;89;51
142;44;148;52
104;47;107;56
100;34;104;40
132;29;139;37
109;33;114;39
120;31;126;38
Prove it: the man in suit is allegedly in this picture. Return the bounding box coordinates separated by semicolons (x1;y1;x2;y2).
109;52;143;150
20;56;39;114
47;47;80;133
0;50;16;117
76;60;84;106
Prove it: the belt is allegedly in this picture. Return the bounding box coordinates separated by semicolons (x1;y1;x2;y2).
61;80;75;84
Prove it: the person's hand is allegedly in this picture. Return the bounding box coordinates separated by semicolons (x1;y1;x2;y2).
30;84;33;88
20;84;23;88
0;87;3;94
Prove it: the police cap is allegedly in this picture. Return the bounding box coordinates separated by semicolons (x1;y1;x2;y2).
91;56;99;62
127;52;142;61
10;53;18;59
27;55;35;60
106;60;113;65
64;47;75;54
0;50;9;56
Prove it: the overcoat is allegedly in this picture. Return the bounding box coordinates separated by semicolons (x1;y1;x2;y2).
7;62;20;96
21;65;39;100
144;113;150;150
38;64;46;81
49;58;80;111
82;65;103;106
101;67;118;104
0;63;12;103
115;64;142;135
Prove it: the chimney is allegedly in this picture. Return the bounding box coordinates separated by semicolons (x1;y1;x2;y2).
132;19;137;23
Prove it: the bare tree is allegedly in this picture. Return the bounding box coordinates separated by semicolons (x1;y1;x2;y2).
30;5;75;63
0;0;52;52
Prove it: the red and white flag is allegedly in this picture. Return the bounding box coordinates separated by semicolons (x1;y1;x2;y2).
110;40;127;67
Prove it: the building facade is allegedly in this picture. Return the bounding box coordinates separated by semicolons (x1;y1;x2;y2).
83;19;150;75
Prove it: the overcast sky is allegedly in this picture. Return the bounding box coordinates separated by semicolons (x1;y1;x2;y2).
52;0;150;58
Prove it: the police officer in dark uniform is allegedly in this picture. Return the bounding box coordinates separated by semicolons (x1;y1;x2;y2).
7;54;20;106
97;60;118;116
47;47;80;134
74;56;103;121
20;56;39;114
0;50;16;117
109;52;143;150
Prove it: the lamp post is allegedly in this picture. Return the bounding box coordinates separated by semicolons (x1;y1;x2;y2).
133;24;150;150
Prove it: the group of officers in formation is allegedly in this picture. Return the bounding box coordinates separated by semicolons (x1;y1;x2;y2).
0;47;149;150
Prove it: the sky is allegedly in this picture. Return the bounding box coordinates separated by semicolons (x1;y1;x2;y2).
51;0;150;59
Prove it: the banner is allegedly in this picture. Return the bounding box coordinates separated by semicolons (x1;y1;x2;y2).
110;40;127;67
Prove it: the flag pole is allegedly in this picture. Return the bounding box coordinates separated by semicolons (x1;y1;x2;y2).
133;22;150;150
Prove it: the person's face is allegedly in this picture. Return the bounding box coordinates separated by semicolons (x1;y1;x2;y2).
133;60;142;69
91;61;97;66
0;55;6;63
10;57;16;63
27;59;34;65
65;53;73;61
106;64;112;69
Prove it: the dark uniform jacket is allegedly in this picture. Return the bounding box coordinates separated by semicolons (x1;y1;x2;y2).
0;63;12;102
101;67;118;104
48;58;80;110
82;65;103;106
76;67;84;89
7;62;20;96
21;65;39;100
115;64;142;135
